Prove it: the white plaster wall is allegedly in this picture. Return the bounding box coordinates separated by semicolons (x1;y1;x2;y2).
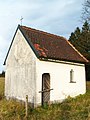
36;60;86;105
5;28;86;106
5;29;37;104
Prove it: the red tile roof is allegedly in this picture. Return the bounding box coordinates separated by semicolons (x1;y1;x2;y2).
18;25;88;63
19;26;88;62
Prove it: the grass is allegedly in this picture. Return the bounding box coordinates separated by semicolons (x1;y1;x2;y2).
0;77;4;99
0;77;90;120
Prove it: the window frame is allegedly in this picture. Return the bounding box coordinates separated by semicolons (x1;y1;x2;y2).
70;69;76;83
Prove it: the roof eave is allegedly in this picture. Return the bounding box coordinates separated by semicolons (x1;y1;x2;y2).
39;57;88;64
18;25;40;59
3;25;20;65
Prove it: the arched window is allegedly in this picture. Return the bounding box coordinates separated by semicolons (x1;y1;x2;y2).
70;69;76;83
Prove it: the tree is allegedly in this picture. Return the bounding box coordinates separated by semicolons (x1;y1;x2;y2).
82;0;90;22
69;32;76;44
81;21;90;59
69;27;81;45
69;21;90;60
69;21;90;80
82;20;90;32
0;71;5;77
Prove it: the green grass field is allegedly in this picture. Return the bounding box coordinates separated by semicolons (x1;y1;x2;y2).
0;77;90;120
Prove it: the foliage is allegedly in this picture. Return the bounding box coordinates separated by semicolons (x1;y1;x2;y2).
82;0;90;22
0;78;90;120
69;21;90;60
0;71;5;77
69;21;90;80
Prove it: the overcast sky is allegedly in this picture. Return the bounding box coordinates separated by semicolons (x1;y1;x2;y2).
0;0;84;72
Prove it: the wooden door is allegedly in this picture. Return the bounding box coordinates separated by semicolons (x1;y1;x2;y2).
42;73;50;105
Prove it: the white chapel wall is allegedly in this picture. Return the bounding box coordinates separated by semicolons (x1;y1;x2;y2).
5;29;37;103
36;60;86;105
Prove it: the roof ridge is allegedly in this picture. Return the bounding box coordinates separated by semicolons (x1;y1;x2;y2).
20;25;66;40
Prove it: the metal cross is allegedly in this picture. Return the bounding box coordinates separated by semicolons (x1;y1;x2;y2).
20;16;23;26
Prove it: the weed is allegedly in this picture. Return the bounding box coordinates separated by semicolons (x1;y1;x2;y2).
0;77;90;120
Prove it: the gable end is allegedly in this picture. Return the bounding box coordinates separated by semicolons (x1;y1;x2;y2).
4;25;40;65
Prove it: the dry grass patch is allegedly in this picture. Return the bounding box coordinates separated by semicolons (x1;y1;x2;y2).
0;77;90;120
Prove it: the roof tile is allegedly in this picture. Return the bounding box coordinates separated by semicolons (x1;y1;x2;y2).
19;25;88;63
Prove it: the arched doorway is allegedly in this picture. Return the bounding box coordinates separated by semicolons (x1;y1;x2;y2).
42;73;50;106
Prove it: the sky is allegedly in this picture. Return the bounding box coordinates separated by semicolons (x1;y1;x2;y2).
0;0;84;72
